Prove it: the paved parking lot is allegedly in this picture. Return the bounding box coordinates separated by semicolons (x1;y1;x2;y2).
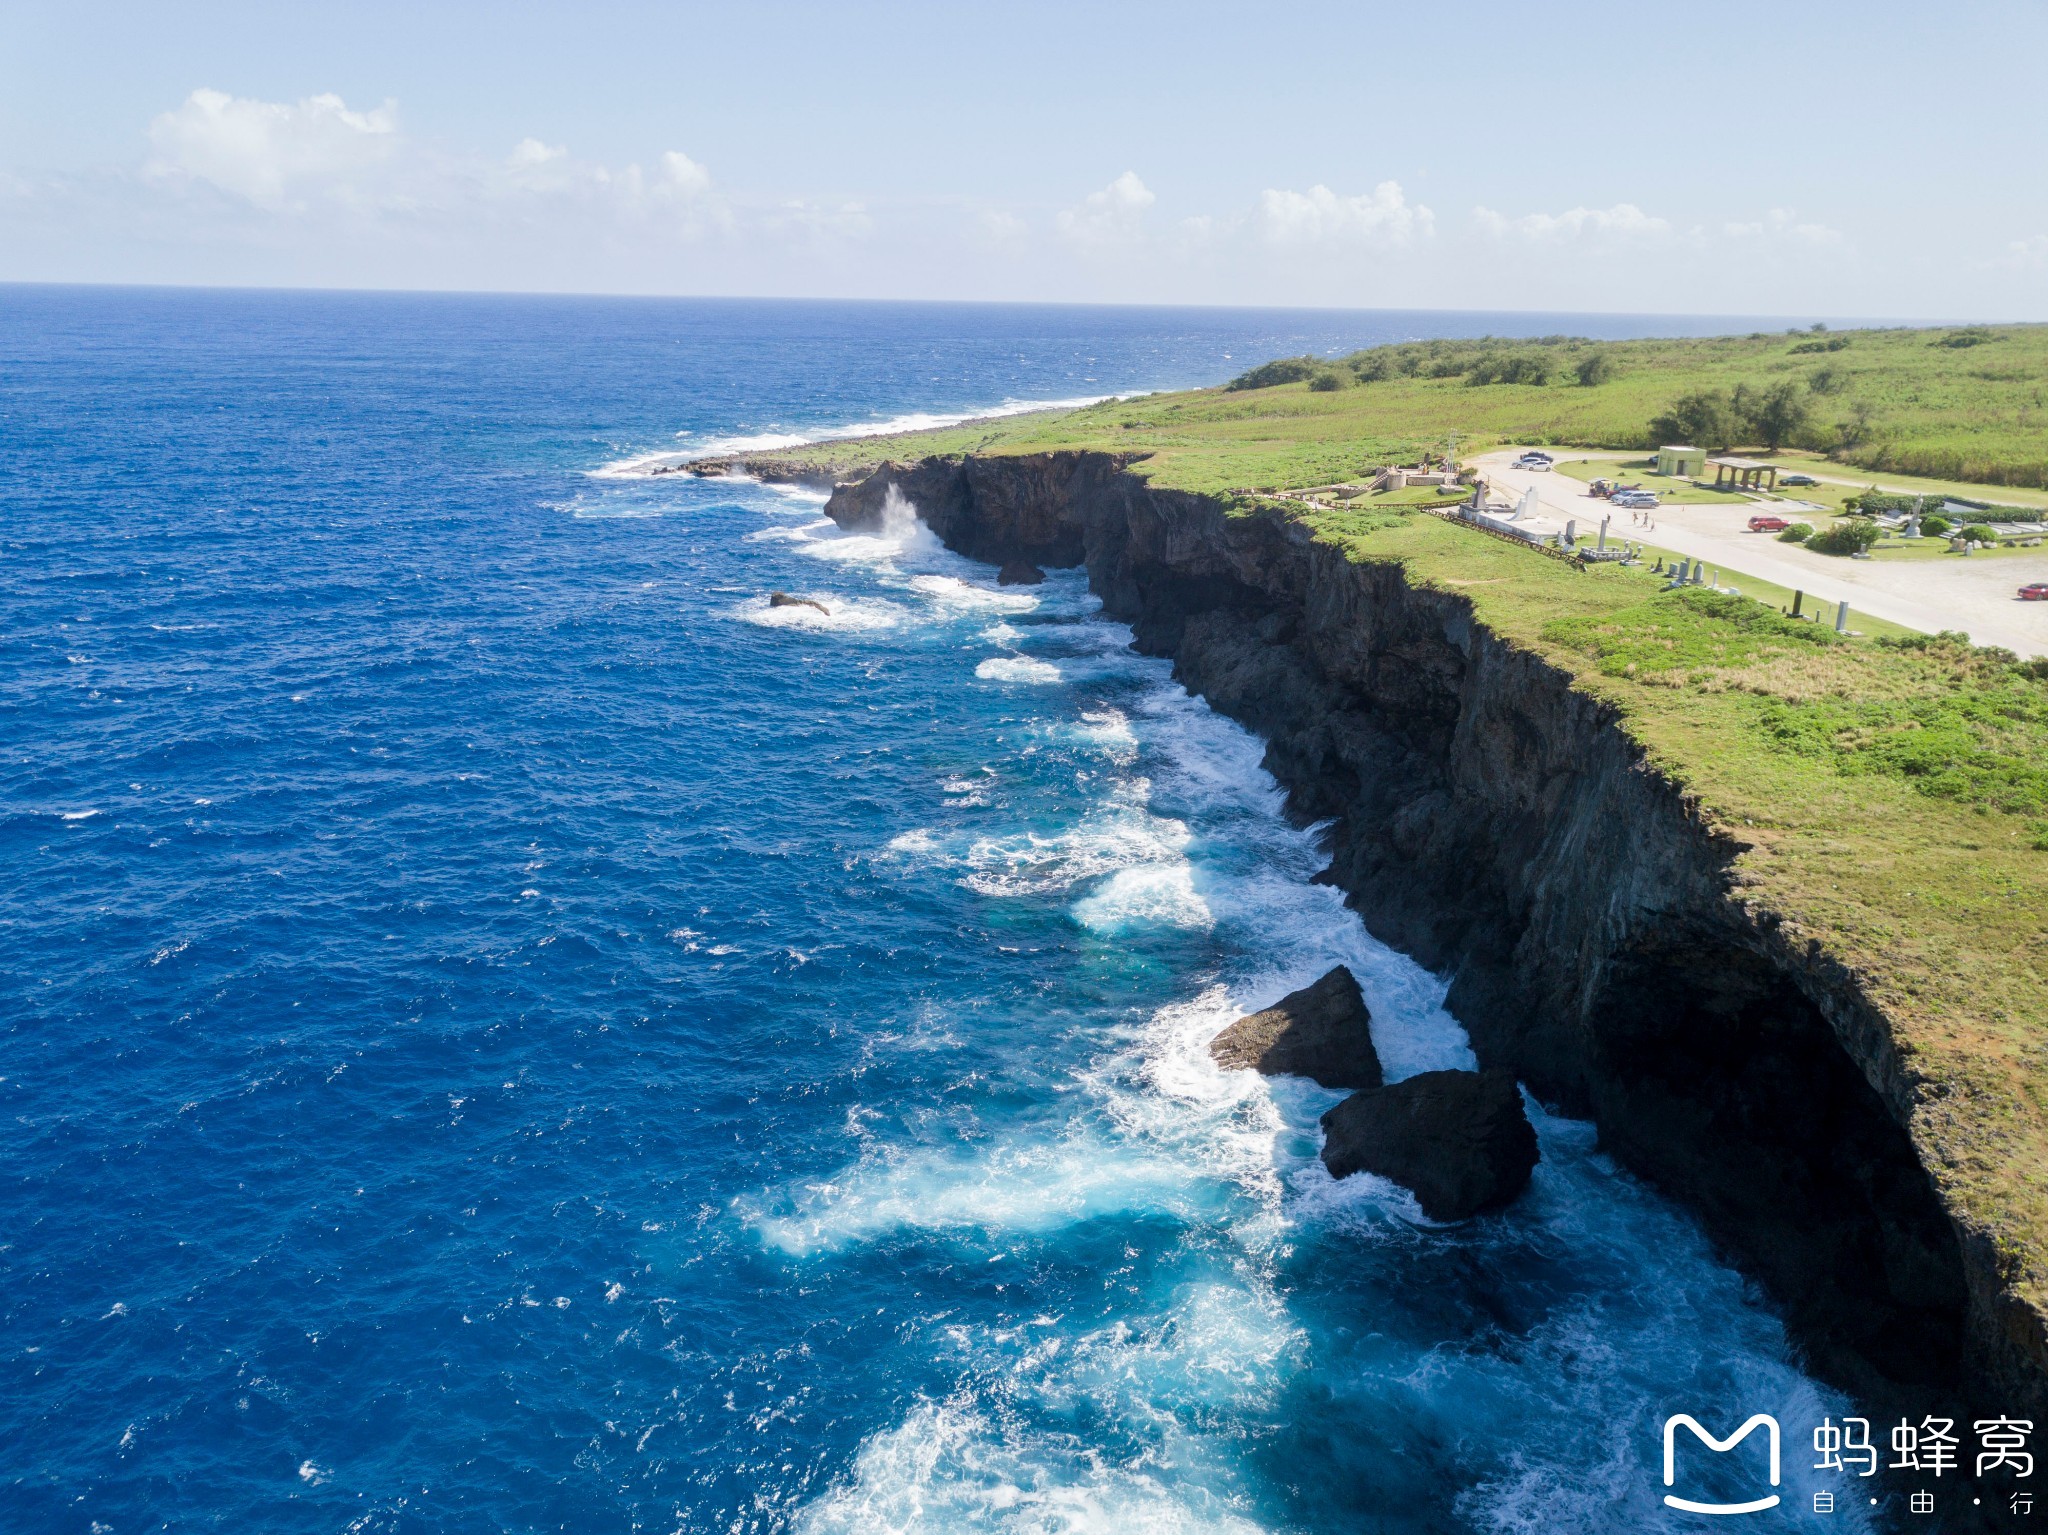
1476;450;2048;657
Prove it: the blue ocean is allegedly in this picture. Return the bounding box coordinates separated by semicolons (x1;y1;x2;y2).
2;288;1860;1532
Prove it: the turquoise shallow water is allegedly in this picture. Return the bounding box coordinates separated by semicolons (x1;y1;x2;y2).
1;288;1862;1532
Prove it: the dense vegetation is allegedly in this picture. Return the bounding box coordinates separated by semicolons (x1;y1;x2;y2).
1215;324;2048;487
766;323;2048;497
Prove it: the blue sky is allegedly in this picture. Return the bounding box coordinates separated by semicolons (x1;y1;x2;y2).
4;0;2046;316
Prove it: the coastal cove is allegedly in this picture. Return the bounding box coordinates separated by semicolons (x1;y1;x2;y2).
1;290;1978;1533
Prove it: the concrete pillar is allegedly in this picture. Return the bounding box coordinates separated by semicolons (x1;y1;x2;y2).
1836;601;1850;634
1598;515;1610;551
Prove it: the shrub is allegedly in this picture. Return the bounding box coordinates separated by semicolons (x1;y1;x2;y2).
1807;517;1883;555
1226;356;1318;391
1789;336;1852;354
1466;352;1551;386
1958;524;2002;544
1575;351;1616;386
1933;327;1997;349
1920;515;1952;538
1307;369;1346;392
1649;389;1740;451
1777;523;1815;543
1742;379;1811;451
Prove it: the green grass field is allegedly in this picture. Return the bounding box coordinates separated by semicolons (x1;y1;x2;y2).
762;322;2048;494
741;320;2048;1306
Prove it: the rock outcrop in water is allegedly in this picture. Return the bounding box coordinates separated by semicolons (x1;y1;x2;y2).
1321;1069;1538;1221
1209;965;1381;1089
997;559;1046;587
768;591;831;615
821;449;2035;1414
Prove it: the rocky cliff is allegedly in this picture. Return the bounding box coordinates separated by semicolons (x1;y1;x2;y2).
824;449;2048;1415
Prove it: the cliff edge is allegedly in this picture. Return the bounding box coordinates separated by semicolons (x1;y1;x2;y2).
824;449;2048;1414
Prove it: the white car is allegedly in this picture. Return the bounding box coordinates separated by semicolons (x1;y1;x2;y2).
1613;492;1660;509
1514;454;1553;471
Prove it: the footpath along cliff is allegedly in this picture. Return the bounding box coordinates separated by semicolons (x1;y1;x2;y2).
809;448;2048;1416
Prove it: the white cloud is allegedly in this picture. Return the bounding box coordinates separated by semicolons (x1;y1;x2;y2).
8;86;2007;313
661;150;711;197
1255;181;1431;247
490;136;713;215
1999;234;2048;270
1473;201;1672;243
135;87;723;245
1721;208;1841;246
1056;171;1154;247
146;88;398;208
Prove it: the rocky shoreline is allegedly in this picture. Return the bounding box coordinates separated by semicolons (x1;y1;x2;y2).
816;448;2047;1418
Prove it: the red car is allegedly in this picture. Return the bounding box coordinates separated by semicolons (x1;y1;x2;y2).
2021;583;2048;601
1748;515;1790;532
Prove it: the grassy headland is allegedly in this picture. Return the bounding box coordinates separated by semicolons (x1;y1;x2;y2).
760;321;2048;494
740;320;2048;1307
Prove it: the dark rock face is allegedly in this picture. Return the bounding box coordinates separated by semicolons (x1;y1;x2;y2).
997;559;1046;586
768;591;830;614
1321;1070;1538;1221
820;450;2019;1413
1209;966;1382;1089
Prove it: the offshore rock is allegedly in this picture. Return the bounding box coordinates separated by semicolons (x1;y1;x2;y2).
768;591;830;614
1320;1069;1538;1221
997;559;1046;586
1209;965;1381;1089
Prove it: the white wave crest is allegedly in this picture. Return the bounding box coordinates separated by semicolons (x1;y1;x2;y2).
1071;862;1211;932
735;595;907;633
592;394;1113;479
795;1399;1270;1535
974;656;1062;685
747;1136;1209;1257
908;574;1039;613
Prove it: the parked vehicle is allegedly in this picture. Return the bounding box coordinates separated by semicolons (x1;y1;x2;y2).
1589;477;1616;497
2021;583;2048;601
1749;515;1791;532
1514;454;1552;471
1780;473;1819;487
